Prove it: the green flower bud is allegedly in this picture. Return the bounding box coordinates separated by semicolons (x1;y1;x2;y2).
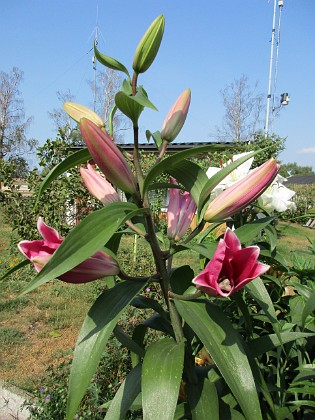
132;15;165;74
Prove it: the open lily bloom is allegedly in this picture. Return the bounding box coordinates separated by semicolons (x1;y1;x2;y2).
258;175;296;212
167;177;197;241
193;228;269;297
18;218;119;283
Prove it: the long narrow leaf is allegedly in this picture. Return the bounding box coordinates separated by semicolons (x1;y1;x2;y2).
175;299;262;420
143;144;230;196
249;331;315;358
0;259;30;282
35;148;91;205
234;216;276;245
66;280;145;420
21;203;147;294
142;337;185;420
246;277;281;341
186;378;219;420
105;364;142;419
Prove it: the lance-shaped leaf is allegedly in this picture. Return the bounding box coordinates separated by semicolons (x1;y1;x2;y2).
133;15;165;74
142;337;185;420
142;144;229;197
175;299;262;420
249;332;315;358
186;379;219;420
35;148;91;206
21;203;148;294
0;259;30;282
105;363;142;420
115;91;144;126
234;216;276;245
66;280;145;420
246;277;281;341
94;42;130;79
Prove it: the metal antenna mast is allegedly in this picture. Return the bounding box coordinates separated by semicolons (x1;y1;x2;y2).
92;2;99;112
265;0;288;137
271;0;284;132
265;0;277;136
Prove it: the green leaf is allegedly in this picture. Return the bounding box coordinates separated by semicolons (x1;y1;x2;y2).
21;203;147;294
94;42;130;78
113;325;145;357
105;364;142;420
115;91;144;125
175;299;262;420
234;216;276;245
142;337;185;420
173;242;217;261
143;144;230;196
168;160;209;207
108;105;117;137
249;331;315;357
145;130;162;148
301;291;315;327
186;378;219;420
131;295;167;318
246;277;281;341
0;259;30;282
66;280;145;420
35;148;91;206
169;265;195;296
264;224;277;251
132;86;157;110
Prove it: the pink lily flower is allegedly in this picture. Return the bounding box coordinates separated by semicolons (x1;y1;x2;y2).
204;158;280;221
167;177;197;241
161;89;191;143
193;228;269;297
79;118;138;195
80;163;120;205
18;218;119;284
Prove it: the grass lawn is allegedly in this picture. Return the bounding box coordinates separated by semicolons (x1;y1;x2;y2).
0;207;314;392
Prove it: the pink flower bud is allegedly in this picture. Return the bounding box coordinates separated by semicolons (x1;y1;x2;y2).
80;164;120;205
193;228;269;297
161;89;191;143
204;158;280;222
167;177;196;241
18;218;119;283
63;102;105;128
79;118;138;195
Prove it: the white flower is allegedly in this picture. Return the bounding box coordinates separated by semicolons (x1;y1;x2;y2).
206;152;254;197
258;175;296;212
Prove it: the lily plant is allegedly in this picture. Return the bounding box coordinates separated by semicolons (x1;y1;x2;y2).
4;14;314;420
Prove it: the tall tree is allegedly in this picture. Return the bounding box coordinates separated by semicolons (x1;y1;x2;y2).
0;67;37;159
217;75;264;142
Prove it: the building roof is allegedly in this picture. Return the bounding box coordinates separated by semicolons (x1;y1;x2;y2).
71;141;234;152
283;175;315;185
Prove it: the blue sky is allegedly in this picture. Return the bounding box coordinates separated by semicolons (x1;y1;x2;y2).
1;0;314;169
